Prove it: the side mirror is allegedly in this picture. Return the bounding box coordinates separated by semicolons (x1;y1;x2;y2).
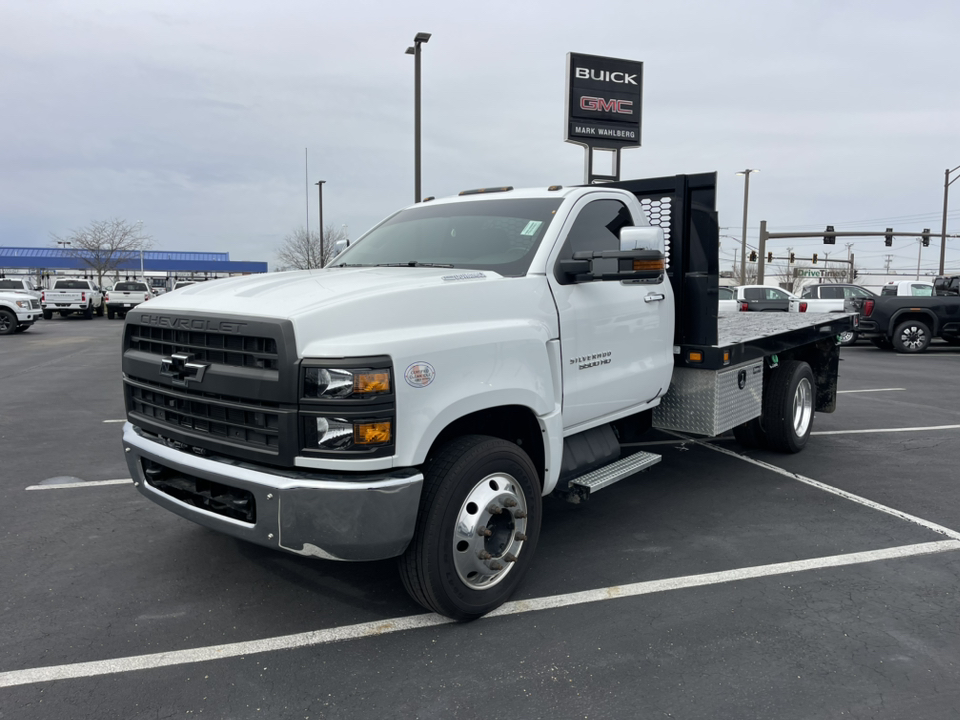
620;226;664;253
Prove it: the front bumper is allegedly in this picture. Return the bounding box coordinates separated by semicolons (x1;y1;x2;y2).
123;422;423;561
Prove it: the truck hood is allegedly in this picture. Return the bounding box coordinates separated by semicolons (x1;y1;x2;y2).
136;267;559;356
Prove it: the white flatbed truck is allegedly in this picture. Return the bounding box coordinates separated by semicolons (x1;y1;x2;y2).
121;172;855;619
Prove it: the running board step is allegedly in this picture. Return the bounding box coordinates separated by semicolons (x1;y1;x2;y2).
568;451;662;494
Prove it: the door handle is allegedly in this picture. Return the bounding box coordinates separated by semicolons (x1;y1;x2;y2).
644;293;665;303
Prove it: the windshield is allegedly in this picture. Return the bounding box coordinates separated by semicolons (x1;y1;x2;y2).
0;280;26;289
333;198;564;276
115;282;147;291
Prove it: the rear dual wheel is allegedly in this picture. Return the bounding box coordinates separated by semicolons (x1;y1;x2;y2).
399;435;541;621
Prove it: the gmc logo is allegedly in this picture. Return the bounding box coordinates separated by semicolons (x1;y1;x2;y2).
580;96;634;115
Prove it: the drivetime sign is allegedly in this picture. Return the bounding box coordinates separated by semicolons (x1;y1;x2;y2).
566;53;643;148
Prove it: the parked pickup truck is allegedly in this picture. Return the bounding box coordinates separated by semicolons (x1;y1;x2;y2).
41;278;104;319
853;276;960;352
106;281;153;319
0;277;41;300
121;173;855;620
0;291;41;334
799;283;874;344
732;285;795;311
878;280;934;297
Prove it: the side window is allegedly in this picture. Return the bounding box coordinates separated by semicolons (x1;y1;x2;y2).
820;286;844;299
801;287;814;298
767;288;788;300
744;288;762;300
912;284;933;296
718;287;733;300
556;200;633;283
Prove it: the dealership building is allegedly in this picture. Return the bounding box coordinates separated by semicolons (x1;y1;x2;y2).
0;247;268;291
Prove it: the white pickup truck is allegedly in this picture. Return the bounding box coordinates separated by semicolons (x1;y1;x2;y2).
41;278;104;319
0;277;42;300
106;281;153;319
121;173;855;620
0;290;41;334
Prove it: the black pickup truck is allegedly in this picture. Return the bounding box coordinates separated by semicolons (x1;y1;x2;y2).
854;276;960;352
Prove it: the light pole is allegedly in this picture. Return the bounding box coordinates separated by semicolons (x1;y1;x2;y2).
405;32;431;203
315;180;326;268
940;165;960;275
736;169;759;284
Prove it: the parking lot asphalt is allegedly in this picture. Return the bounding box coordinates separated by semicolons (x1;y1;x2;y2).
2;318;960;719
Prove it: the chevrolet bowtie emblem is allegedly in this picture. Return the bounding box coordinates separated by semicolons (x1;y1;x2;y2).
160;352;209;386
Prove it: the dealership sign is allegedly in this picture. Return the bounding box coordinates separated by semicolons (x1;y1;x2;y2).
565;53;643;149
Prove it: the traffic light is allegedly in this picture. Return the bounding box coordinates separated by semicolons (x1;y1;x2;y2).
789;252;795;264
812;253;818;264
854;269;859;279
823;225;836;245
885;228;893;247
922;228;930;247
767;252;773;263
749;251;757;262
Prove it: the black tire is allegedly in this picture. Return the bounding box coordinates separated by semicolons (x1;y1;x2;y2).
42;309;52;320
763;361;815;454
107;308;115;320
870;337;894;350
83;305;94;319
838;330;858;346
96;303;104;316
892;319;931;353
0;309;16;335
399;435;542;621
119;312;127;319
733;417;766;449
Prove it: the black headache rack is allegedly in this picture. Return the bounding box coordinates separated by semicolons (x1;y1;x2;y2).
605;173;854;370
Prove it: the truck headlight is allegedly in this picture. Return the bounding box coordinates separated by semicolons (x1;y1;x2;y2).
304;416;393;451
15;300;29;308
303;367;391;398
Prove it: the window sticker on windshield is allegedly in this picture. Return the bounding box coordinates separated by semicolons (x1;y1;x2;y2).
520;220;543;236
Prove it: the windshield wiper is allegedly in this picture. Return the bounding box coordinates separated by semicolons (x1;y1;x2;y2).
372;262;455;268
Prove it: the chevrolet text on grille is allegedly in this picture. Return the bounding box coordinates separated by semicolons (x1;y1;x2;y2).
139;314;248;333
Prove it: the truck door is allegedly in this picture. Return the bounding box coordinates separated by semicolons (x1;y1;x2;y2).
547;196;674;431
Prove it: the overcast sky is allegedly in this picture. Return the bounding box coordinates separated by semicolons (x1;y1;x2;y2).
2;0;958;276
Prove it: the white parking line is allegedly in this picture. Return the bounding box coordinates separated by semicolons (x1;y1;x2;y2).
685;436;960;540
1;539;956;689
102;419;126;423
836;387;905;394
812;424;960;436
26;479;133;490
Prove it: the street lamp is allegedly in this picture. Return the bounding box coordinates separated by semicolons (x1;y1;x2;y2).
315;180;326;268
940;164;960;275
405;31;431;203
736;169;759;284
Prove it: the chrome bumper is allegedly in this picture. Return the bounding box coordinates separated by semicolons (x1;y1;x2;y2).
123;423;423;561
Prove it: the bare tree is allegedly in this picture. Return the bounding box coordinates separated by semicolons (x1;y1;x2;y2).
276;224;348;270
51;219;152;289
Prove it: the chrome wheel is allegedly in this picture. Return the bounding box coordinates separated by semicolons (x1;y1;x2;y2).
838;330;855;345
452;472;528;591
793;377;813;438
898;325;926;351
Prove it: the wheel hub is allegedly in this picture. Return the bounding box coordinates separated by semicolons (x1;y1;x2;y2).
793;377;813;438
901;326;925;350
453;473;528;590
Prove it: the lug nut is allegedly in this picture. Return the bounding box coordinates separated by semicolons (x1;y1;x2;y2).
489;562;503;571
477;550;492;560
515;532;527;542
487;504;502;515
504;553;518;563
513;510;527;519
503;498;518;508
477;527;492;537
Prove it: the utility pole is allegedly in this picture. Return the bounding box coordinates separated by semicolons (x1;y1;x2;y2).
316;180;326;268
941;165;960;275
845;243;853;282
736;169;759;284
885;255;893;273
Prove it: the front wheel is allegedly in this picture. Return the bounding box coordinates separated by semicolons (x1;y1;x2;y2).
42;309;52;320
399;435;542;621
107;308;115;319
763;361;815;453
0;309;16;335
892;319;931;353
